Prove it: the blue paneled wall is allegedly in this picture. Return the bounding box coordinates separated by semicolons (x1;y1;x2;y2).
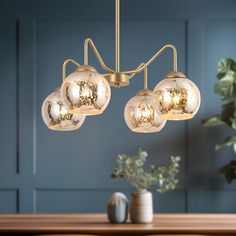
0;0;236;213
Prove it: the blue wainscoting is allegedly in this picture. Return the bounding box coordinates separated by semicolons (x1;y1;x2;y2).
0;0;236;213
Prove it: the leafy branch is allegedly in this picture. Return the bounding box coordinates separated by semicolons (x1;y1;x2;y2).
111;149;181;193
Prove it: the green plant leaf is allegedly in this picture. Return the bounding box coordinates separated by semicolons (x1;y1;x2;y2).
231;117;236;130
221;102;236;126
202;116;224;126
215;136;236;151
217;58;236;75
203;58;236;183
214;71;236;100
234;144;236;154
218;160;236;183
217;72;226;80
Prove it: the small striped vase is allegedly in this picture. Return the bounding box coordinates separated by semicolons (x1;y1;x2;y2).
130;190;153;223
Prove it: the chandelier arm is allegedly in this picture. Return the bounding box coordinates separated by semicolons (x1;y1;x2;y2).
128;62;145;79
144;66;148;90
84;38;115;73
62;59;81;81
123;44;178;75
128;62;148;89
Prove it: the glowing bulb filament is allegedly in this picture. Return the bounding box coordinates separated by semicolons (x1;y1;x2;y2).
139;104;155;124
159;88;187;113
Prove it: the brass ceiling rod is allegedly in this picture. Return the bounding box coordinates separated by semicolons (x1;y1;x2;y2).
80;0;179;85
115;0;120;72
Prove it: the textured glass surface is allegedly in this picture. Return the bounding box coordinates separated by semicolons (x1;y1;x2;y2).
153;77;201;120
61;68;111;115
41;88;85;131
124;93;166;133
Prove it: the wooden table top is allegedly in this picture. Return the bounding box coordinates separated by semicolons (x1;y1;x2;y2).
1;213;236;235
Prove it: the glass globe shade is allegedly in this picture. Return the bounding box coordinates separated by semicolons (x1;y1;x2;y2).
41;87;85;131
61;65;111;115
153;73;201;120
124;89;166;133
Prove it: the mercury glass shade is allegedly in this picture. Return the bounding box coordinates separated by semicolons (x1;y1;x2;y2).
153;73;201;120
41;87;85;131
61;65;111;115
124;89;166;133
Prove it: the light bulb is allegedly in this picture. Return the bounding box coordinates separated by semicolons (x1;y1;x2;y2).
153;72;201;120
61;65;111;115
41;87;85;131
124;89;166;133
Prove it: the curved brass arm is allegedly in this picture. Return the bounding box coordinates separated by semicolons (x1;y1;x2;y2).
84;38;115;73
123;44;177;75
128;62;148;89
62;59;80;81
128;63;145;79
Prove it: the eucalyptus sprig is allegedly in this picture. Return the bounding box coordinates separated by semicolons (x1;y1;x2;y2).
111;149;181;193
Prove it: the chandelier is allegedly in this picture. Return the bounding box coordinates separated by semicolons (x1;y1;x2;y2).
42;0;201;133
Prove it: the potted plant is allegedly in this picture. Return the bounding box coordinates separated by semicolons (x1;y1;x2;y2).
111;149;181;223
202;58;236;182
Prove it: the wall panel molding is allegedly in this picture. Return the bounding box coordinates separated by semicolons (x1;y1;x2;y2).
1;0;236;213
0;189;19;213
0;18;19;175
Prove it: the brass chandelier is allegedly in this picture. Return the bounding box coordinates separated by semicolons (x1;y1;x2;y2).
42;0;201;133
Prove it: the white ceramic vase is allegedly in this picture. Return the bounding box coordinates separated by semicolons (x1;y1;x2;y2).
130;189;153;223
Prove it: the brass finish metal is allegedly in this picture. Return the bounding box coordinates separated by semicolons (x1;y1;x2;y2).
62;59;80;81
84;38;115;73
128;63;145;79
135;65;151;95
136;89;153;96
76;65;97;72
123;44;178;75
130;63;148;90
116;0;120;72
64;1;180;86
144;67;148;90
105;73;129;87
165;71;186;79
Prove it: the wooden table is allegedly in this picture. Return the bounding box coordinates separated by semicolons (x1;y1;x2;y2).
1;214;236;235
